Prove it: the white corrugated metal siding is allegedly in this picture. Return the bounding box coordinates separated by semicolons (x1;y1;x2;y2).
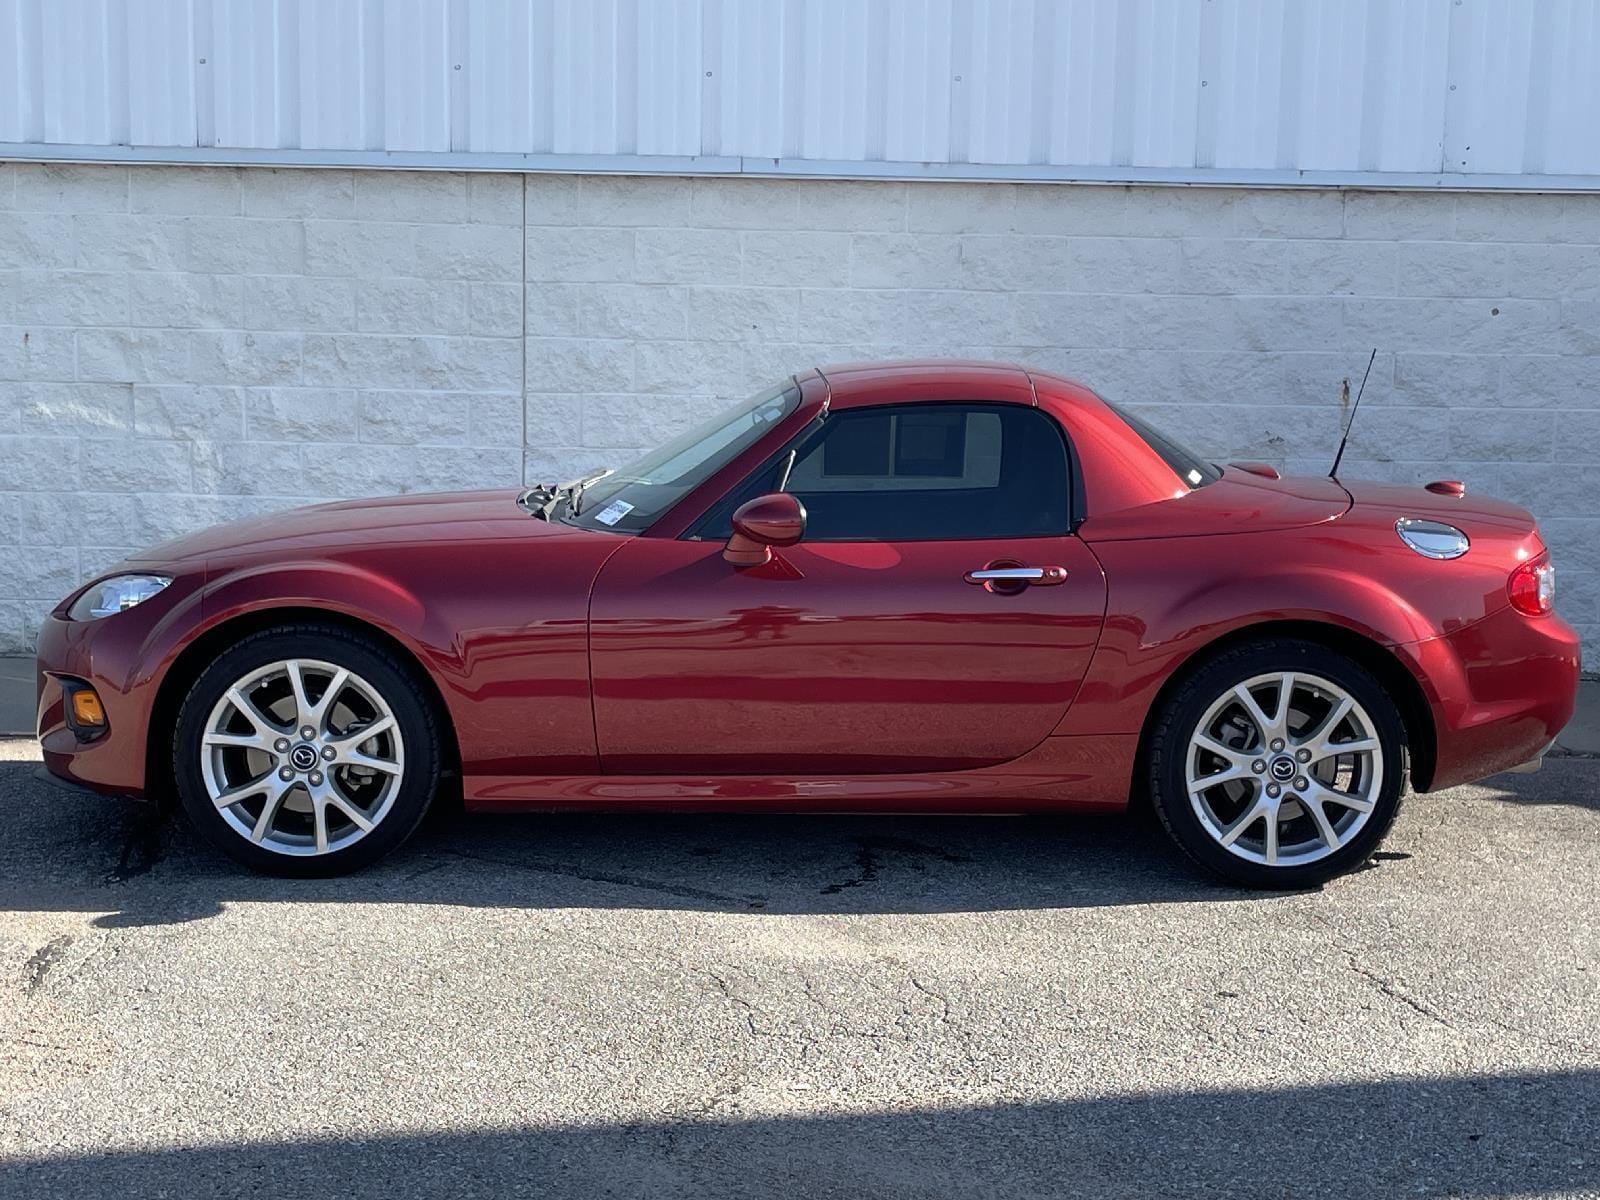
2;0;1599;186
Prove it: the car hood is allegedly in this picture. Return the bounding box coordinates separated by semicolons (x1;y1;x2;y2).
1078;468;1350;542
129;489;586;566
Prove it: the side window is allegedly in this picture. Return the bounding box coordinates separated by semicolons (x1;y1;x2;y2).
748;403;1069;542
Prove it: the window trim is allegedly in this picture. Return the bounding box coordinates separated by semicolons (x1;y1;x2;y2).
685;400;1079;544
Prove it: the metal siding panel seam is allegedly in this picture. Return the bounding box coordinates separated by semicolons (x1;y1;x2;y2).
3;0;1600;186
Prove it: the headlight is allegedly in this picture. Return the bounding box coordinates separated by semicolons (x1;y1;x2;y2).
68;574;173;621
1396;518;1469;560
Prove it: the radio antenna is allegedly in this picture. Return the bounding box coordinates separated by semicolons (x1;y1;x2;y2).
1329;349;1377;479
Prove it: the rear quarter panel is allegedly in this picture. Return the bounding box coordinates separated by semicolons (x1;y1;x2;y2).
1055;518;1531;738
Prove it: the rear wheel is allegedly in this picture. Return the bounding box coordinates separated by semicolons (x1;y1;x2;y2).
1147;639;1405;888
174;625;440;876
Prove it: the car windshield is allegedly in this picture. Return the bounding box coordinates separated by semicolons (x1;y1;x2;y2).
562;379;802;533
1104;401;1221;489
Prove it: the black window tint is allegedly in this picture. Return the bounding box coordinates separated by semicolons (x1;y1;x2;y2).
777;404;1069;541
823;411;890;476
894;409;966;476
1103;401;1221;488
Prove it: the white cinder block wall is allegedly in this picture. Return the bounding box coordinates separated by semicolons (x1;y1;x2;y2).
2;164;1596;659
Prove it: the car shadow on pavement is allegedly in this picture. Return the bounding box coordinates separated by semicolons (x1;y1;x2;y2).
2;1070;1595;1199
0;762;1271;927
1482;754;1600;807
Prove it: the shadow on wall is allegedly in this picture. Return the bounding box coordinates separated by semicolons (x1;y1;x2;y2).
4;1070;1597;1199
5;761;1593;928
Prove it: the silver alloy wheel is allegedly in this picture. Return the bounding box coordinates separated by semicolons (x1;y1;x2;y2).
200;658;405;857
1184;671;1383;868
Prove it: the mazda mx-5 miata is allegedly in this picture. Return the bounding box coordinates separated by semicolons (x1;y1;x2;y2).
36;362;1577;887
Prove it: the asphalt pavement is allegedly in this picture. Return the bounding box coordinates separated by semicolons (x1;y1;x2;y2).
0;735;1595;1199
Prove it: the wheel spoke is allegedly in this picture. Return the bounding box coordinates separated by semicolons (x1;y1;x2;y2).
1268;673;1295;733
1195;762;1251;787
1218;796;1268;847
1193;732;1250;767
324;790;375;833
312;796;330;854
1300;695;1364;761
212;774;274;811
225;686;283;739
285;660;314;728
250;779;294;842
328;714;395;753
1264;814;1279;865
1307;779;1375;814
343;750;402;776
1302;792;1342;849
1232;685;1275;742
203;729;274;752
1191;734;1254;788
308;667;351;732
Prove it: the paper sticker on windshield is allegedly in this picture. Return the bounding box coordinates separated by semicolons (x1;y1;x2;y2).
593;499;634;526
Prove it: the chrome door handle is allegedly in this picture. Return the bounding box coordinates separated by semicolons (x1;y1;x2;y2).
963;565;1068;587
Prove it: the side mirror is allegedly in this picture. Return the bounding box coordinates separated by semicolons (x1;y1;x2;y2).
724;492;806;566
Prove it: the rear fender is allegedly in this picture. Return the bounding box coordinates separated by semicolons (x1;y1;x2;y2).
1057;563;1441;738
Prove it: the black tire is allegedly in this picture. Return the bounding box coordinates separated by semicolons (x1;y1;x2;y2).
173;624;441;877
1146;638;1406;889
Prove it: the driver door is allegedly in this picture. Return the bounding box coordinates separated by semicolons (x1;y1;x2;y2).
587;401;1108;775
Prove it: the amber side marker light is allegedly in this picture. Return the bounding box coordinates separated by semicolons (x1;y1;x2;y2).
63;682;108;737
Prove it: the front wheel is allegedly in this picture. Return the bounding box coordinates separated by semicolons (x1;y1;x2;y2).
173;625;441;877
1147;639;1406;889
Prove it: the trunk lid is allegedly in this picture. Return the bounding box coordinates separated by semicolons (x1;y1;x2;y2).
1334;478;1537;535
1335;477;1546;569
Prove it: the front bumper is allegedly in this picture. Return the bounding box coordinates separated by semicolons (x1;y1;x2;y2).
35;564;205;800
36;612;153;799
1414;603;1581;791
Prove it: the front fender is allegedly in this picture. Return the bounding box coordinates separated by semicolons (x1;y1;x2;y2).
184;544;606;779
198;559;441;664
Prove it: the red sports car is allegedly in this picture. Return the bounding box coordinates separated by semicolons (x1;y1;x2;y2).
35;362;1578;887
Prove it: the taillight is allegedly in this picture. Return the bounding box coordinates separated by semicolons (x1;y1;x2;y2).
1509;556;1555;616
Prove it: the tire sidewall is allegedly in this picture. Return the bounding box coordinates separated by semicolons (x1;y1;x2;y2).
1149;640;1405;889
174;627;439;877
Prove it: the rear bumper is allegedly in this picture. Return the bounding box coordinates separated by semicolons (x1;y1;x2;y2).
1413;604;1581;791
1504;740;1555;774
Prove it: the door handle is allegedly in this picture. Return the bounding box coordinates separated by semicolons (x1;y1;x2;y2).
963;565;1068;587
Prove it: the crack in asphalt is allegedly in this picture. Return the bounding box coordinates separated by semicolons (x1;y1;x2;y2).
1344;955;1455;1029
436;849;769;910
698;967;761;1038
20;935;74;996
906;971;954;1025
819;844;878;895
1298;911;1590;1053
819;836;973;895
696;956;968;1050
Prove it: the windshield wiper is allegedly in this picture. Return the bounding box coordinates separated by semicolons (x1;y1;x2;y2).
516;468;613;521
